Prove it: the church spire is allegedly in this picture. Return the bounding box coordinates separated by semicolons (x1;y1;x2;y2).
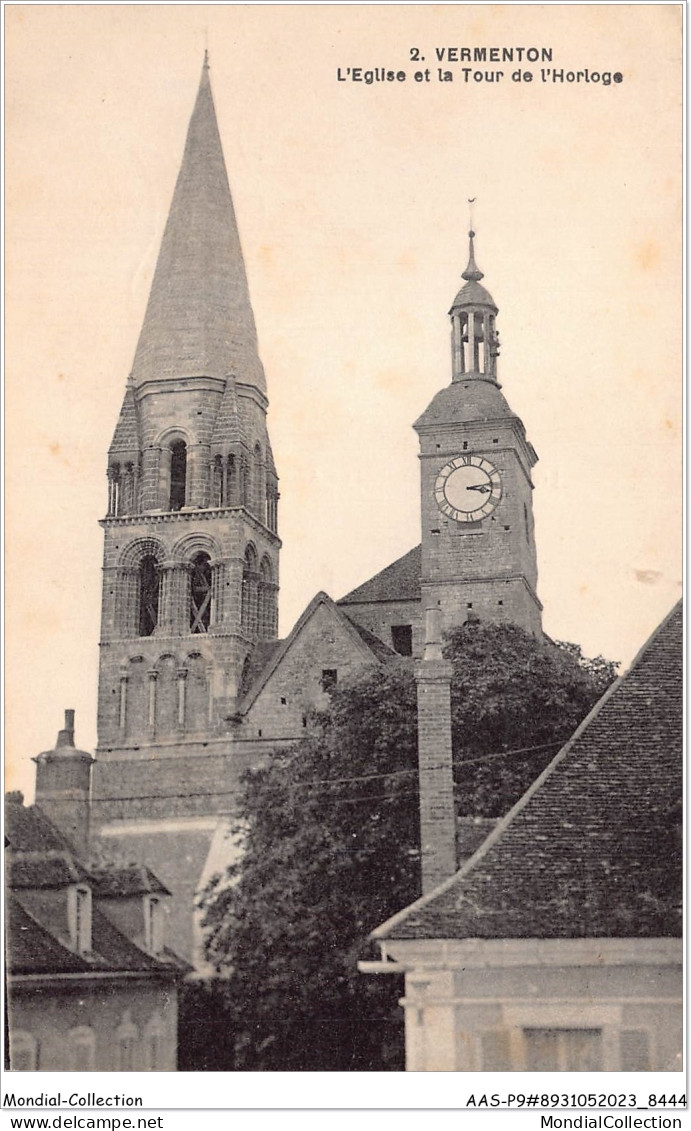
461;229;484;282
130;58;266;393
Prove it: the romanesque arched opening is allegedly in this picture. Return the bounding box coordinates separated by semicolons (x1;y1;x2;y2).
169;440;187;511
138;556;160;637
189;553;212;634
241;544;258;636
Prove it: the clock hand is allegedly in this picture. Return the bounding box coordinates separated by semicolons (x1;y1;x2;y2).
466;483;492;494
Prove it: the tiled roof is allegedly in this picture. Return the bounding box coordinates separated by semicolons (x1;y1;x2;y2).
7;897;187;977
413;380;518;430
5;802;70;854
338;545;422;606
5;797;188;978
375;601;683;942
91;864;170;898
344;616;398;662
9;851;90;890
7;896;90;975
238;639;283;699
109;383;141;455
450;279;497;311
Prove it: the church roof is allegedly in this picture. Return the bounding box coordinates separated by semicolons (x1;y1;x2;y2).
449;279;498;311
338;545;422;606
343;616;399;662
413;380;520;430
374;600;683;942
238;592;392;712
130;58;266;393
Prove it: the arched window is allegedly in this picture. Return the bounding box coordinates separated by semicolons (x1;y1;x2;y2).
126;656;147;740
190;553;212;633
138;556;159;637
185;652;209;732
211;455;223;507
258;556;274;639
169;440;187;511
108;463;121;516
116;1012;138;1072
241;545;258;636
253;443;265;518
69;1026;96;1071
239;453;249;505
144;1013;167;1072
155;654;177;737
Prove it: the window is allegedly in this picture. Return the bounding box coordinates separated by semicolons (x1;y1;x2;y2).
321;669;337;692
68;885;92;954
138;555;159;637
144;895;164;955
523;1028;602;1072
190;552;212;633
69;1026;96;1071
10;1031;38;1071
391;624;413;656
169;440;187;511
241;545;258;636
116;1012;139;1071
144;1014;167;1072
258;556;276;639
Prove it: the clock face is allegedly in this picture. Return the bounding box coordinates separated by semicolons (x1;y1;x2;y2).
434;455;502;522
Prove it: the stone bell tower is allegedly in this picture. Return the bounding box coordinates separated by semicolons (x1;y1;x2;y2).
93;57;279;844
414;229;542;635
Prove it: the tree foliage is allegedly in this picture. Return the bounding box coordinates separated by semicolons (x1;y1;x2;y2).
197;621;617;1071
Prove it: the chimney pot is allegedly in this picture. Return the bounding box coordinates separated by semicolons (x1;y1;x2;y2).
56;709;76;748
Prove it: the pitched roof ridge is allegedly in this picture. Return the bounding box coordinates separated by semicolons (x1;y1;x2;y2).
237;592;383;713
373;598;682;941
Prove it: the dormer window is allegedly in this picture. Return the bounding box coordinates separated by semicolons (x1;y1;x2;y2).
144;894;164;955
68;884;92;955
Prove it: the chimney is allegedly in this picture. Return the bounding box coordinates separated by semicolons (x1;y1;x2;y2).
34;710;95;855
56;709;76;748
415;608;457;894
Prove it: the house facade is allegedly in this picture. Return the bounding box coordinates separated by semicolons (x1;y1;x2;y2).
365;602;683;1072
6;715;189;1072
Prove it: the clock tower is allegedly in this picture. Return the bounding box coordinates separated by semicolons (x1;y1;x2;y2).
414;230;542;635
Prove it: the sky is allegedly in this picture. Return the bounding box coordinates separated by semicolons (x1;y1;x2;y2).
5;4;682;799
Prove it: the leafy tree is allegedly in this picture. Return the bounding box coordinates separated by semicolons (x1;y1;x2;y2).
197;622;617;1071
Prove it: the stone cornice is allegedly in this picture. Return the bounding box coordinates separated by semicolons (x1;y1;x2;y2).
418;417;537;472
134;375;226;399
380;936;683;970
421;573;543;611
100;508;282;546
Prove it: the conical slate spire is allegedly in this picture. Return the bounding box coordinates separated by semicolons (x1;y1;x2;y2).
130;59;266;393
